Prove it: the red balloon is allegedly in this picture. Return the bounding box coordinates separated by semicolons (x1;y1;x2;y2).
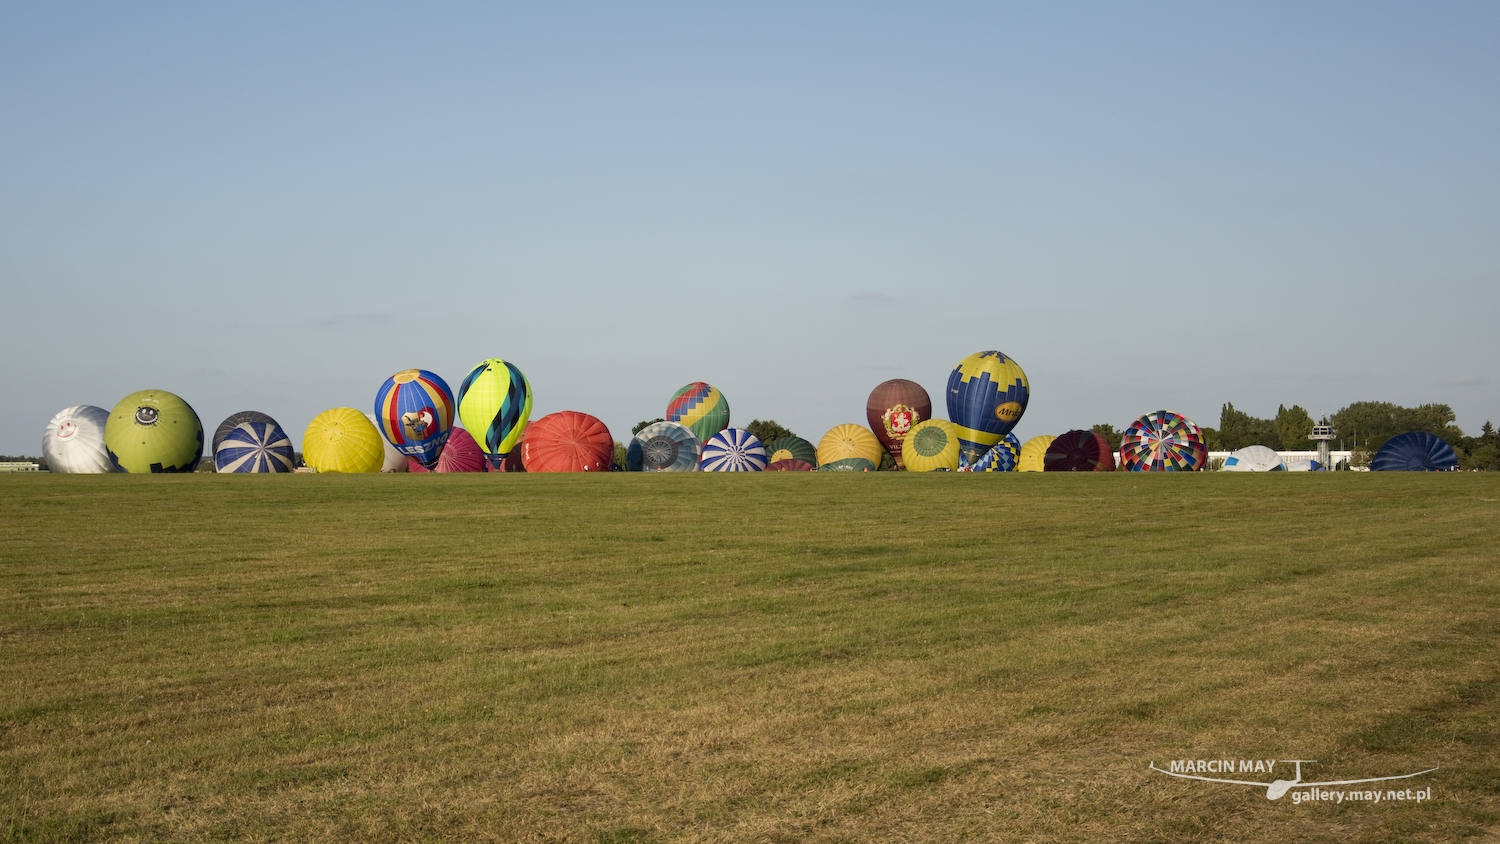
521;411;614;472
865;379;932;469
766;458;815;472
408;426;487;472
1043;430;1117;472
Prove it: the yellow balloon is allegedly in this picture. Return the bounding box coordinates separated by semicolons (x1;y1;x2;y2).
304;408;383;474
816;423;884;471
1017;435;1055;473
901;419;960;472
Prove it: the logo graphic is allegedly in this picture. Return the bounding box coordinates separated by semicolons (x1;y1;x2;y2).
57;421;77;439
402;407;436;440
883;405;918;438
135;406;159;426
994;401;1023;423
1150;759;1438;801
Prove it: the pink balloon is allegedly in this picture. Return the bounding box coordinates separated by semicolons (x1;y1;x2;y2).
408;427;486;473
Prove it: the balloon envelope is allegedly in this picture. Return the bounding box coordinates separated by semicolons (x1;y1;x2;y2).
1222;445;1284;472
457;358;533;470
104;389;203;473
214;413;295;473
766;458;816;472
522;411;613;472
701;428;768;472
866;379;932;469
901;420;961;473
43;406;118;474
408;426;486;472
971;440;1018;472
1120;410;1208;472
1044;430;1116;472
628;421;701;472
665;382;730;443
764;436;817;467
375;369;455;469
1284;458;1325;472
946;351;1030;467
304;408;384;473
1017;435;1054;472
1371;432;1458;471
816;424;884;471
364;413;409;472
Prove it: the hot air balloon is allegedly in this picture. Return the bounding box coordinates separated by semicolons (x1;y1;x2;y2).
816;424;884;471
304;408;384;473
43;406;118;474
971;440;1017;472
700;428;768;472
901;420;961;472
374;369;455;469
407;426;486;472
1043;430;1116;472
457;358;532;470
764;436;817;467
665;382;730;442
1284;458;1325;472
1221;445;1283;472
104;390;203;473
627;421;701;472
866;379;932;469
1119;411;1208;472
766;459;815;471
522;411;613;472
946;351;1029;467
1017;435;1054;472
1371;432;1459;471
364;413;409;472
213;412;296;473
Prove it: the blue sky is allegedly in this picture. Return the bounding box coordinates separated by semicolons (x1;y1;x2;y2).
3;3;1497;455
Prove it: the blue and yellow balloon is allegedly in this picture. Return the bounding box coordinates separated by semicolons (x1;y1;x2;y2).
946;351;1029;467
375;369;455;469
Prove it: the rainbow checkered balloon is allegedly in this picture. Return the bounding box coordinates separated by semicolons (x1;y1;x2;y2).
1119;410;1208;472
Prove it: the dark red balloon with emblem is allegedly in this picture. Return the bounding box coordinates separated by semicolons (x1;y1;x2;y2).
865;379;932;469
1043;430;1117;472
521;411;613;472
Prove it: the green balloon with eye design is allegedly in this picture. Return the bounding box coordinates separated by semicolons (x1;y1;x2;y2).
104;389;204;473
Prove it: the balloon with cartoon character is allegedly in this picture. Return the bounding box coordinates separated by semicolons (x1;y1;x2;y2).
374;369;455;470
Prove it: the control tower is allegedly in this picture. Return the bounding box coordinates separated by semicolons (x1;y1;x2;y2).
1311;424;1334;469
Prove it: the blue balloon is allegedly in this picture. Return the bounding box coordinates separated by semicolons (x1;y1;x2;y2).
1371;431;1458;471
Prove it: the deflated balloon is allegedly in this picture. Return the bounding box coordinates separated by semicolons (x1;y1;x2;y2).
946;351;1029;467
766;459;815;472
522;411;613;472
43;406;118;474
213;412;295;473
1120;410;1208;472
764;436;817;467
305;408;383;473
866;379;932;469
457;358;532;470
665;382;730;442
1043;430;1116;472
701;428;768;472
1221;445;1283;472
628;421;701;472
104;389;203;473
971;436;1019;472
901;419;960;473
375;369;455;470
1017;435;1054;472
408;426;486;472
816;424;883;471
1371;432;1458;472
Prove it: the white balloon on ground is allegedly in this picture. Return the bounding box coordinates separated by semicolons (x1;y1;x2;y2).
43;405;119;474
366;412;410;472
1221;445;1285;472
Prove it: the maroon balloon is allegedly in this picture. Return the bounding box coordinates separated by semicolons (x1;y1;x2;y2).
1043;430;1117;472
766;458;816;472
408;426;487;472
865;379;932;469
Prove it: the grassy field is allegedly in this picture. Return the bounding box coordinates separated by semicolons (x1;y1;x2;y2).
1;473;1497;842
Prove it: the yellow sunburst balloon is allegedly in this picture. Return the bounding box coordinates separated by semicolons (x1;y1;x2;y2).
1017;435;1055;473
816;424;884;471
901;419;961;472
304;408;383;473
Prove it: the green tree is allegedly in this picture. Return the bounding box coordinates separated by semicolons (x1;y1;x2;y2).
746;419;795;444
1091;424;1122;452
1327;401;1462;454
1217;403;1280;451
612;442;628;471
631;418;665;436
1274;404;1314;451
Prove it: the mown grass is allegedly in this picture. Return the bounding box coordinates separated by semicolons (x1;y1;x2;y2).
1;472;1497;842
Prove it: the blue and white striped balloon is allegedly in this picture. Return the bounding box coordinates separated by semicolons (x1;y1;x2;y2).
700;427;768;472
214;416;296;473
